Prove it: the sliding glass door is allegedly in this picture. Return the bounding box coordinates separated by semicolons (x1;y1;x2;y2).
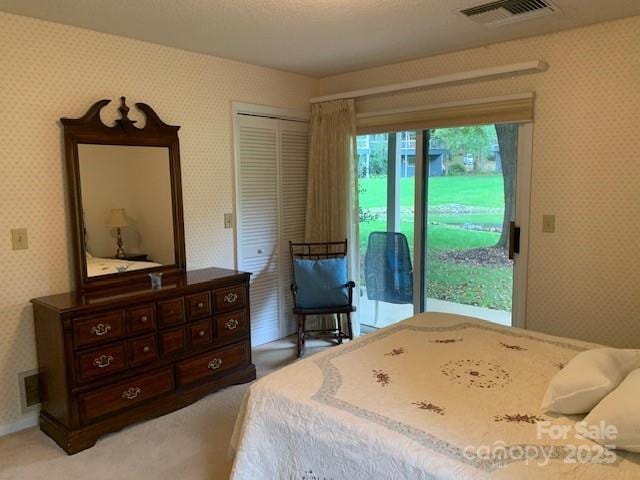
357;123;531;329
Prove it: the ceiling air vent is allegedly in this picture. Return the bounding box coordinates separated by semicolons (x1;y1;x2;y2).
460;0;560;27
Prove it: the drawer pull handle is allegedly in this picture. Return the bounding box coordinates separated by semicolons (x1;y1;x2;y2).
91;323;112;336
140;316;148;323
208;358;223;370
143;346;150;353
197;302;205;309
198;330;206;337
225;318;239;330
223;292;238;304
122;387;141;400
93;354;114;368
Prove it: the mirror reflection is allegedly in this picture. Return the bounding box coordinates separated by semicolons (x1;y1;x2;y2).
78;144;175;277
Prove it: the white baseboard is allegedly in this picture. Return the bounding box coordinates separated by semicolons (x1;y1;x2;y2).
0;412;39;437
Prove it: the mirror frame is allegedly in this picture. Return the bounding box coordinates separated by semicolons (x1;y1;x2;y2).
62;97;186;291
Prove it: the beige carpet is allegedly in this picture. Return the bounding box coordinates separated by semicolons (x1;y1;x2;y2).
0;337;330;480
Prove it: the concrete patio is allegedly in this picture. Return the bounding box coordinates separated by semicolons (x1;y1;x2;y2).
358;294;511;329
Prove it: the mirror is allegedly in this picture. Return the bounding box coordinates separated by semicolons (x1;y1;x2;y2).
62;97;186;291
78;145;175;277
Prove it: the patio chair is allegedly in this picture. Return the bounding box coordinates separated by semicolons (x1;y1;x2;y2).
290;239;356;357
364;231;413;325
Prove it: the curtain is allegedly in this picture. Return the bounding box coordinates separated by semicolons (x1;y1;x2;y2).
305;99;360;336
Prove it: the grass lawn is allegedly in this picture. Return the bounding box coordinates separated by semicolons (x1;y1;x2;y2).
359;174;512;311
359;175;505;209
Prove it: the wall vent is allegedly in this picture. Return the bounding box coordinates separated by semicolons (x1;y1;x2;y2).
18;369;41;413
460;0;560;27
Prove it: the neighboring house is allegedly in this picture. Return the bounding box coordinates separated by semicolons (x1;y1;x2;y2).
357;134;448;178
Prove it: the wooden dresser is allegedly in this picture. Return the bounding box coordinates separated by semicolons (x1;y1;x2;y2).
31;267;256;454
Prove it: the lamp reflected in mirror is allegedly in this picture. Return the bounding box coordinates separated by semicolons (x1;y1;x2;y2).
106;208;130;258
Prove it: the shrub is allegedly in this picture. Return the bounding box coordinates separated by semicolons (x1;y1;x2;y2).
447;163;466;176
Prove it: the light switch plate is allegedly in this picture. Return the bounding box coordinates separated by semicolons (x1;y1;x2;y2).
224;213;233;229
542;215;555;233
11;228;28;250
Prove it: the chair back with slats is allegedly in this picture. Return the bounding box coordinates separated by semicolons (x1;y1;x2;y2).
289;239;348;262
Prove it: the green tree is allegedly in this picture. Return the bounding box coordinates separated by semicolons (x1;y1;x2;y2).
494;124;518;250
431;126;496;172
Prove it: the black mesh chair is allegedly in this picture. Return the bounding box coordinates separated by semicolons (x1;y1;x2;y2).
290;240;356;357
364;232;413;325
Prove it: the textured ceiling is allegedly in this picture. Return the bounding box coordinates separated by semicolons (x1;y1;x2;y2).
1;0;639;77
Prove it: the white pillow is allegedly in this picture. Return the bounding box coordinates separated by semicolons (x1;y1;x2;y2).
582;368;640;452
542;348;640;414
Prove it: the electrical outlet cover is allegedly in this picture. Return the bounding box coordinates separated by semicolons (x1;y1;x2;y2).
11;228;28;250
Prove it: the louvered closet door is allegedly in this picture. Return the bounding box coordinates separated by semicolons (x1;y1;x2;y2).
236;115;282;346
278;120;309;337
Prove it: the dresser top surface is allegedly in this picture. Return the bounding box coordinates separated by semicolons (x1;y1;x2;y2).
31;267;250;312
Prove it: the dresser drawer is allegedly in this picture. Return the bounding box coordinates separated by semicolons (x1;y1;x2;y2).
79;368;173;423
73;312;124;349
176;343;249;387
126;304;155;335
186;292;211;320
77;343;127;382
213;285;245;313
188;319;212;347
157;298;185;328
159;326;186;356
128;335;157;367
215;311;247;342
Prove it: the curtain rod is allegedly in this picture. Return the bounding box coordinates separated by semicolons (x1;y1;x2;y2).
310;60;547;104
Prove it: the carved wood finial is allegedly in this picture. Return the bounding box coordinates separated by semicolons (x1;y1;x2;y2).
119;97;130;119
117;96;136;127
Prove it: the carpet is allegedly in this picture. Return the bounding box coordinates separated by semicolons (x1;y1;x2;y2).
0;337;330;480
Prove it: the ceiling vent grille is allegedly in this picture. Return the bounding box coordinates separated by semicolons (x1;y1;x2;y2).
460;0;560;27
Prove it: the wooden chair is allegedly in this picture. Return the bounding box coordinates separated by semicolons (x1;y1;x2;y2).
290;239;355;357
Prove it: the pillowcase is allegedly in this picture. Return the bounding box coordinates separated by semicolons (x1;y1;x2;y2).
292;257;349;309
541;348;640;414
582;368;640;453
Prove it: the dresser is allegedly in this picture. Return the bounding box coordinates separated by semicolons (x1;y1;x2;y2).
31;267;256;454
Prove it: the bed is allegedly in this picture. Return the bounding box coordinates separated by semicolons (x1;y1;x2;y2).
230;313;640;479
86;256;162;276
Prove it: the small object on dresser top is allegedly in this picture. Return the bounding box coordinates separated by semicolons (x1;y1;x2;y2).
149;272;163;289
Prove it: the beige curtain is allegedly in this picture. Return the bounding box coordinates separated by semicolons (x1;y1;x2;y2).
305;99;360;335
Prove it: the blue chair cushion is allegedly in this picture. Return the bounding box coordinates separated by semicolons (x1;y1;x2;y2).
292;257;349;309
